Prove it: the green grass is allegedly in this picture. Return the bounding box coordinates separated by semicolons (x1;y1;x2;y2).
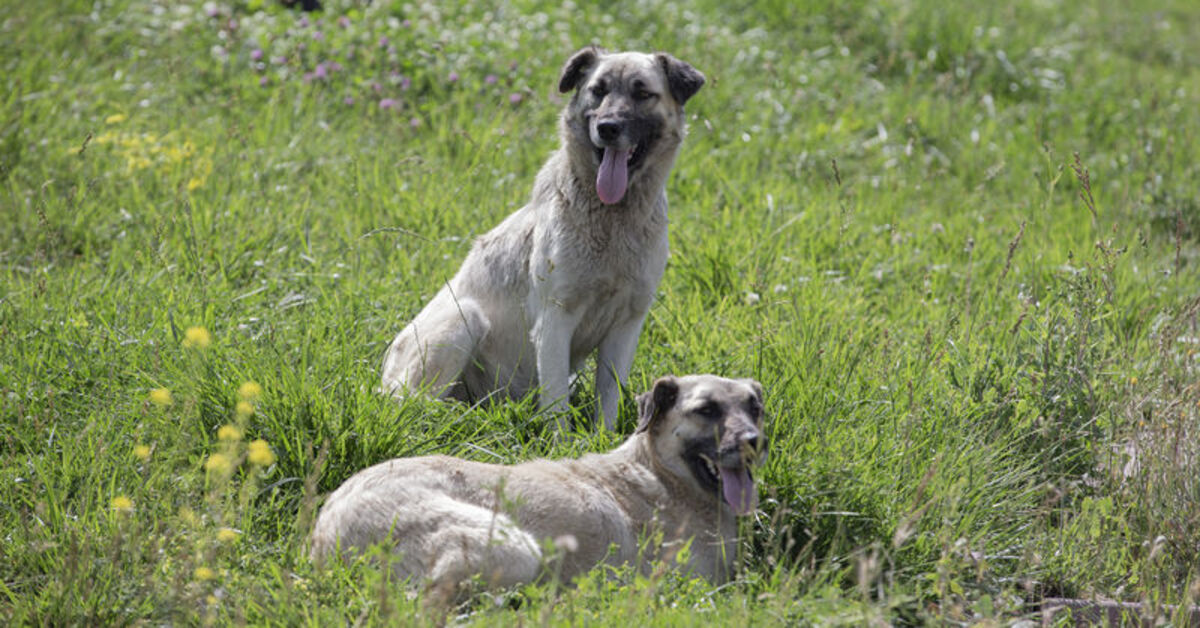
3;0;1200;623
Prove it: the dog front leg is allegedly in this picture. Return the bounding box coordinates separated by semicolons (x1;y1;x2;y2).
532;307;580;430
595;315;647;430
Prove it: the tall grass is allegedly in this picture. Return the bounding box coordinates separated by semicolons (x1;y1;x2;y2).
2;0;1199;623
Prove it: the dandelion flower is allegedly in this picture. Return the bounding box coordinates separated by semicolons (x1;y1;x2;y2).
237;381;263;401
105;113;127;124
247;439;276;466
1130;376;1138;385
235;401;254;418
217;425;242;441
205;452;232;474
183;326;211;349
217;527;240;543
194;566;216;581
111;495;134;512
133;444;152;461
149;388;173;406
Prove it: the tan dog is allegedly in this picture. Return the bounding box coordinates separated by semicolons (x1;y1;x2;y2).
380;47;705;430
310;375;767;599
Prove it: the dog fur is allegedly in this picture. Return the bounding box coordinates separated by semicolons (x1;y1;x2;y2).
310;374;767;599
380;47;704;430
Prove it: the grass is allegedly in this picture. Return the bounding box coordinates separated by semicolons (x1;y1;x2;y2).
2;0;1199;623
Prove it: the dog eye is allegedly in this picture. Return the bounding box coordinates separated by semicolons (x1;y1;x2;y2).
590;83;608;98
633;89;655;101
695;403;721;419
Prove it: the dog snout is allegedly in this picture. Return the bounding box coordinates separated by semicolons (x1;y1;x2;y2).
595;120;621;143
739;430;766;459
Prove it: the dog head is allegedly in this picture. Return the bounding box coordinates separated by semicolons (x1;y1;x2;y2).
557;46;705;205
636;375;767;515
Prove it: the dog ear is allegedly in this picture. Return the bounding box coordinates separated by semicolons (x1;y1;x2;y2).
559;46;602;93
655;53;705;105
635;376;679;433
743;378;764;403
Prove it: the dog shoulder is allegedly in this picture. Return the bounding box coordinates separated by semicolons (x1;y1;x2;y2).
458;206;536;289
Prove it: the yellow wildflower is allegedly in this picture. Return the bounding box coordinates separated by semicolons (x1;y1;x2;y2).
237;381;263;401
1130;376;1138;385
217;527;240;543
247;439;276;466
205;453;232;475
193;566;216;581
133;444;152;461
235;400;254;418
187;177;204;191
217;424;242;441
183;326;211;349
105;113;127;124
149;388;173;406
111;495;134;512
179;506;198;525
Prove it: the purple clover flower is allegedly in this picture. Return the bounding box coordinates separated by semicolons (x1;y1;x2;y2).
250;49;264;61
409;117;421;128
509;92;523;105
380;98;399;110
344;96;355;105
379;35;389;48
259;76;269;87
447;71;459;83
485;74;498;85
313;30;324;42
314;63;328;80
338;16;351;28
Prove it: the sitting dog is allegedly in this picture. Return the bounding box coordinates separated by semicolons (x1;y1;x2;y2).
310;375;767;599
380;46;705;430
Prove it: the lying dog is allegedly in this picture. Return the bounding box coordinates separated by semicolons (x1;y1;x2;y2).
380;46;705;430
311;375;767;599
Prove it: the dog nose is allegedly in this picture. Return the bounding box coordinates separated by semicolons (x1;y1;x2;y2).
596;120;621;143
740;431;761;453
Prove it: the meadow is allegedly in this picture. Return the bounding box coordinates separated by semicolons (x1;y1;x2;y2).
2;0;1199;624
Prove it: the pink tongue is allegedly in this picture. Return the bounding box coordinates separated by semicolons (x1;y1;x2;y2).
596;147;631;204
719;466;757;515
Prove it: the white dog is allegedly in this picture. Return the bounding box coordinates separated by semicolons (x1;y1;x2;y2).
311;374;768;601
380;46;705;429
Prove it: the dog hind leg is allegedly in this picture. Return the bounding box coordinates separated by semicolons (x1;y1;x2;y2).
381;287;490;400
423;508;543;602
